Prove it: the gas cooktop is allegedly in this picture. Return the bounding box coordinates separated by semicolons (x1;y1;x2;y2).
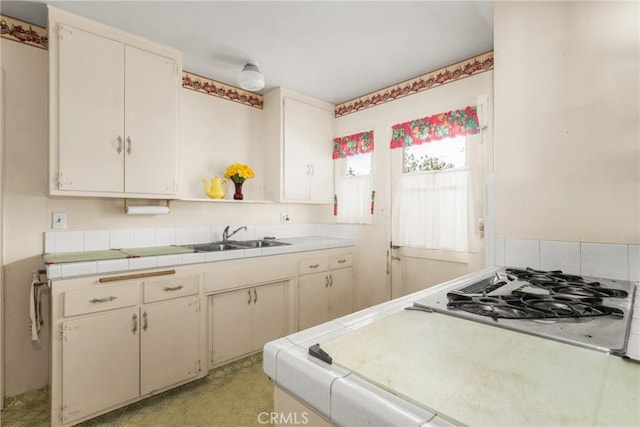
413;267;636;356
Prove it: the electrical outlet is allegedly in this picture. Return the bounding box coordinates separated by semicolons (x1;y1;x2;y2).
279;211;290;223
52;211;67;229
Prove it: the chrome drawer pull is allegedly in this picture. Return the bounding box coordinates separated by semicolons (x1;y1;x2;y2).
248;289;252;305
309;264;320;269
143;311;148;331
337;259;346;264
163;285;184;292
253;288;257;304
89;296;116;303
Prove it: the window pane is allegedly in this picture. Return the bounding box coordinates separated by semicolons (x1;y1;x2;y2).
345;152;371;176
403;136;466;173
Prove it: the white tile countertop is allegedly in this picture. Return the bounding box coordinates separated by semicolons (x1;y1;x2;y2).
44;235;355;279
264;268;640;427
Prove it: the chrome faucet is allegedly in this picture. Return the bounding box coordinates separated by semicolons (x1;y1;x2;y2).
223;225;247;241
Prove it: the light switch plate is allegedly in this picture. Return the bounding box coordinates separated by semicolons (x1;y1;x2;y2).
52;211;67;229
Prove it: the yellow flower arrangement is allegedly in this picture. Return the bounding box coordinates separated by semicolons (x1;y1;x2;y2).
224;163;255;184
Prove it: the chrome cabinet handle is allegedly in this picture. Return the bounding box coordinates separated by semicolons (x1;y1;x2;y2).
89;296;116;303
253;289;257;304
325;275;329;288
309;264;319;269
126;137;132;155
247;289;252;305
116;136;123;154
163;285;184;292
310;164;314;175
132;313;138;334
142;311;148;331
329;275;333;287
337;259;346;264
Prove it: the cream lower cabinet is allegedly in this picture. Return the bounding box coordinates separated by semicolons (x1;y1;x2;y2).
298;253;353;330
51;270;205;427
61;307;140;424
209;281;287;367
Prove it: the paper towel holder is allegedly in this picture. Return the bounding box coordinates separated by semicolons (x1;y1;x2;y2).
124;199;171;215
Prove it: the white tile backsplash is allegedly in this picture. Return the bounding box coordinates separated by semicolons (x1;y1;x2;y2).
55;231;84;253
133;229;156;248
83;230;110;251
44;224;356;254
155;228;176;246
504;239;539;269
498;238;638;282
110;229;134;249
175;228;194;245
581;243;629;281
629;245;639;282
540;240;581;275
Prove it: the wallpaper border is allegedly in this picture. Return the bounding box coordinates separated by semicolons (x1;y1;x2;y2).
1;14;494;115
334;51;494;118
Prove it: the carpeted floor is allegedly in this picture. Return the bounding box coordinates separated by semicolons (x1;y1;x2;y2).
1;353;274;427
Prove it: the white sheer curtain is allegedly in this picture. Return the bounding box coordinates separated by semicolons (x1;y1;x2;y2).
335;175;373;224
393;169;469;251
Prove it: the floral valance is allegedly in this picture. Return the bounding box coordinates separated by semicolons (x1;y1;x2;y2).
333;130;374;159
390;106;479;149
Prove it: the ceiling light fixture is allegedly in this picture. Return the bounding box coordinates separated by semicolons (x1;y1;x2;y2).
237;62;265;92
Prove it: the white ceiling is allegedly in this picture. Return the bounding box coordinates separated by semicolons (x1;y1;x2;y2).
0;0;493;105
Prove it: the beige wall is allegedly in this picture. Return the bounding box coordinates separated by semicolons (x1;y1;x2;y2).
494;1;639;244
0;39;326;396
335;72;494;310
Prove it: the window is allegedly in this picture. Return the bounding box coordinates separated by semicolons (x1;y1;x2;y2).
403;136;466;173
390;106;480;252
333;130;374;224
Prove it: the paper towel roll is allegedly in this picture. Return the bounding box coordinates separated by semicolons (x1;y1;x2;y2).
126;205;170;215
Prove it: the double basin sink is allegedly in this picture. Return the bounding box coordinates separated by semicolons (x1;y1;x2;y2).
182;239;290;252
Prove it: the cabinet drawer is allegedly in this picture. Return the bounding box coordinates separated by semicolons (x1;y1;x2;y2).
299;257;328;275
64;284;139;317
143;275;199;303
329;253;353;270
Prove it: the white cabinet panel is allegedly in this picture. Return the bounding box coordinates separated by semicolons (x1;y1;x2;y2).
210;288;253;365
298;273;330;330
124;45;179;195
49;7;182;198
61;309;139;424
140;296;201;395
210;281;288;366
57;24;124;192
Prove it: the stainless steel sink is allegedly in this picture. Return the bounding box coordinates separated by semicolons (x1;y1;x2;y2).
182;240;290;252
233;239;291;248
183;242;244;252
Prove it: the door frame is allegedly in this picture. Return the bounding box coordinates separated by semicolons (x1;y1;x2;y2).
389;97;492;297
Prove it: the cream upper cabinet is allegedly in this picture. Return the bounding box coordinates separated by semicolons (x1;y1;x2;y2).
282;98;334;202
264;88;334;203
49;7;182;198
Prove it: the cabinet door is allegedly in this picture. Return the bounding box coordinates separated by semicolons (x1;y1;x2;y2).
283;97;312;200
307;104;334;202
61;309;139;424
210;289;253;365
57;24;125;192
298;273;330;330
252;282;287;351
140;296;201;395
124;46;180;195
329;267;353;320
